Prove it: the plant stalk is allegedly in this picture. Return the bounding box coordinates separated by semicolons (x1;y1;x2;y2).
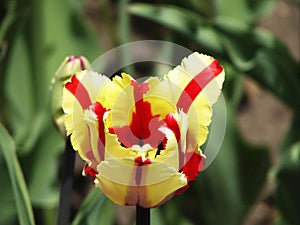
56;137;76;225
136;206;150;225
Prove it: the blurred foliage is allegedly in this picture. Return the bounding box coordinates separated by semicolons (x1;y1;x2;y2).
0;122;35;225
129;2;300;224
0;0;101;224
0;0;299;225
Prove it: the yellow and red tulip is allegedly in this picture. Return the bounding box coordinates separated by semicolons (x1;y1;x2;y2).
62;52;225;208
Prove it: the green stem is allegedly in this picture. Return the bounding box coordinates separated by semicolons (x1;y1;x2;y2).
136;206;150;225
56;137;76;225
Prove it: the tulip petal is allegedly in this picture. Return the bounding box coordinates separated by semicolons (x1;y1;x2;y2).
165;52;225;147
182;150;205;181
63;71;111;166
101;73;135;128
143;77;177;118
104;132;138;160
95;159;187;208
107;74;170;149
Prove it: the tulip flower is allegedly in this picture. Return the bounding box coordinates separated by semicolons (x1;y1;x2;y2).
62;52;225;208
50;56;90;136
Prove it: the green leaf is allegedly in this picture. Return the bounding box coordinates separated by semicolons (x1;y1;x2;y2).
221;61;245;109
4;32;35;149
195;25;223;53
0;0;17;44
89;197;115;225
44;0;102;80
27;120;64;207
275;215;293;225
179;101;270;225
214;16;251;34
3;0;102;154
249;30;300;111
221;33;257;71
118;0;134;75
215;0;275;24
281;115;300;152
0;162;17;225
72;188;102;225
248;0;276;21
0;122;35;225
160;200;193;225
0;0;20;101
276;141;300;225
129;3;225;54
275;114;300;225
215;0;252;23
151;208;165;225
129;4;205;37
72;188;114;225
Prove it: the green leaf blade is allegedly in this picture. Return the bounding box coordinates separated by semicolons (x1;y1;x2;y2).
0;123;35;225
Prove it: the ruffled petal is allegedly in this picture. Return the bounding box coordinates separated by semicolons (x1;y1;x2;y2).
166;52;224;110
165;52;225;149
62;71;111;167
182;149;206;181
104;132;138;160
101;73;135;128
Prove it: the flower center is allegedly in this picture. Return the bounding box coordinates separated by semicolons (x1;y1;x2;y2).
109;80;166;149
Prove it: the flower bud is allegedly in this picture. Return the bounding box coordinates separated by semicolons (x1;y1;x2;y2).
50;56;90;137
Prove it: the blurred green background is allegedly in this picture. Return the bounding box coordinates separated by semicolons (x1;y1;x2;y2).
0;0;299;224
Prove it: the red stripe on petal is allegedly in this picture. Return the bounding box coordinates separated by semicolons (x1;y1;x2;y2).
130;81;164;143
83;164;98;179
112;80;165;148
86;151;98;167
162;137;168;149
182;151;205;181
177;60;223;113
135;156;152;166
135;156;143;163
110;126;139;148
165;113;180;142
93;102;107;161
94;102;106;144
65;75;92;109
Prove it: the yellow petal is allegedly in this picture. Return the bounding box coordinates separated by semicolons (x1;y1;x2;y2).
165;52;225;108
154;126;179;170
165;52;225;147
104;132;137;160
62;70;111;166
97;157;182;186
95;160;187;207
102;73;135;128
188;93;212;147
143;76;177;118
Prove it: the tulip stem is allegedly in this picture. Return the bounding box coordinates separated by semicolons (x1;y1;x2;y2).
56;137;76;225
136;206;150;225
